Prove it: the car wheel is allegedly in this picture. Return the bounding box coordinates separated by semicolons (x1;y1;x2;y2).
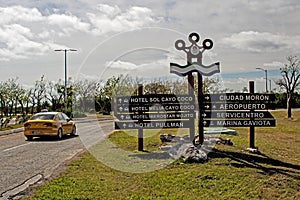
57;128;63;140
26;136;33;141
71;126;76;136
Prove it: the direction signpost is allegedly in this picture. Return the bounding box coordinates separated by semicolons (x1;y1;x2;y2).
203;119;276;127
113;32;276;151
202;111;274;119
114;91;195;151
202;90;276;128
114;94;196;129
203;102;273;110
115;112;195;121
202;81;276;149
203;93;275;102
115;120;193;129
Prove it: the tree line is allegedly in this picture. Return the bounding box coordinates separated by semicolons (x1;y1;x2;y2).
0;75;229;119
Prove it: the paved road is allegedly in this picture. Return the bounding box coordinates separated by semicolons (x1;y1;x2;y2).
0;120;114;199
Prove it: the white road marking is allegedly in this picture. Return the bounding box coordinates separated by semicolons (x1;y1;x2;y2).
3;143;31;152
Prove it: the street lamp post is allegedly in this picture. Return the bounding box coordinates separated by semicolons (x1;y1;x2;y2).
256;67;268;93
54;49;77;110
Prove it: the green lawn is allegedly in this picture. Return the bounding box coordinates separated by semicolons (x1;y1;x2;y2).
24;110;300;200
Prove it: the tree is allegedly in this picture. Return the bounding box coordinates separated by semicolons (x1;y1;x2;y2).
4;78;25;116
36;76;47;112
0;80;9;117
45;80;64;111
74;79;97;113
95;76;121;114
276;55;300;118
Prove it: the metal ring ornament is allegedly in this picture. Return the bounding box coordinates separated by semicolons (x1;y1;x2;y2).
202;39;213;50
175;39;186;50
188;32;200;43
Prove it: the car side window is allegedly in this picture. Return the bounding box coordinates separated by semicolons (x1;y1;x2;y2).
62;113;70;121
57;113;65;121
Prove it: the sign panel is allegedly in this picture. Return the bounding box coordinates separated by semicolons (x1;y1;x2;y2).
115;112;195;121
116;103;196;113
203;119;276;127
202;111;274;119
202;102;272;110
203;93;275;102
114;94;196;130
115;120;192;129
116;94;194;105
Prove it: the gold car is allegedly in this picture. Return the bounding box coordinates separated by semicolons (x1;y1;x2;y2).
24;112;76;140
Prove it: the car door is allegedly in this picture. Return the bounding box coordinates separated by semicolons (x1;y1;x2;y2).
62;113;73;134
57;113;69;135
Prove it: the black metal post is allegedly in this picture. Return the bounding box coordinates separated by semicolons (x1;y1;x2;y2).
198;72;204;145
64;50;67;102
265;70;268;93
249;81;255;148
54;48;77;111
188;74;195;141
138;84;144;151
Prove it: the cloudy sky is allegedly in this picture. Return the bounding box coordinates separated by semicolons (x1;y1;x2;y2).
0;0;299;92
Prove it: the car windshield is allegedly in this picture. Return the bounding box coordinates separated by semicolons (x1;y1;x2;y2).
30;114;55;120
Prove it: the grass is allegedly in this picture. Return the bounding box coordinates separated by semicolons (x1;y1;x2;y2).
0;123;23;131
24;110;300;199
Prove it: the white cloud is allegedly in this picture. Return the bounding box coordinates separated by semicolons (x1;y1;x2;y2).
106;60;138;70
222;31;300;53
0;5;43;24
0;23;68;60
88;4;160;35
95;4;121;18
48;13;90;35
37;30;50;39
0;4;161;61
105;58;171;78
